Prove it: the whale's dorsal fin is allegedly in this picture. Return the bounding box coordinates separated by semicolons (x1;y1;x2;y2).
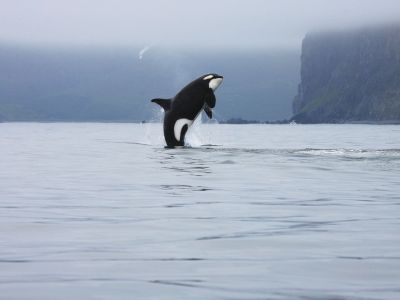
151;98;172;111
204;91;216;108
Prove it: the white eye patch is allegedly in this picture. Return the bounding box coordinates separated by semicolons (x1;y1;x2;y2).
203;75;214;80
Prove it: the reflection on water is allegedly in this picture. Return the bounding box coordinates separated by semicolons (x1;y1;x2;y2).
0;123;399;300
156;148;212;177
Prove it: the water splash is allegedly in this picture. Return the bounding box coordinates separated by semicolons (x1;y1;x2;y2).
185;114;217;147
142;108;218;148
185;115;203;147
141;108;165;146
210;108;226;123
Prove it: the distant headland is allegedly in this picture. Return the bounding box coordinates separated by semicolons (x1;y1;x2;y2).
292;24;400;124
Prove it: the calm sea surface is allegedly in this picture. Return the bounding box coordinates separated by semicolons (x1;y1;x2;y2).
0;123;399;300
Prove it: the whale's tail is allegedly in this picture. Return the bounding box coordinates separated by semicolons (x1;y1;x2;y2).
151;98;171;111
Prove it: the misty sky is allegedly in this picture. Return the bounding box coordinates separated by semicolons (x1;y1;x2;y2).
1;0;400;49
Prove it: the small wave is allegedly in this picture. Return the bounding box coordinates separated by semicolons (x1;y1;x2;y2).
112;141;152;146
291;148;400;160
170;146;400;159
157;184;212;192
219;160;235;164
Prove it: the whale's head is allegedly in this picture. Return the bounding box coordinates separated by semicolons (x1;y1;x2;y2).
202;74;223;91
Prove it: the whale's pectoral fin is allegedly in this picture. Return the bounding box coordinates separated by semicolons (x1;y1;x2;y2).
203;105;212;119
204;91;216;108
151;98;172;111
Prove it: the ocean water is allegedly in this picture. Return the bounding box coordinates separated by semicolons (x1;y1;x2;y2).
0;122;399;300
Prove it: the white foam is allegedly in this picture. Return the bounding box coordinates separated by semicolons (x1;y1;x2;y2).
142;108;165;146
185;114;215;147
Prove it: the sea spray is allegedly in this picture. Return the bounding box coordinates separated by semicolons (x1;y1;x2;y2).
142;109;217;147
185;114;203;147
185;114;218;147
141;108;165;146
145;104;220;147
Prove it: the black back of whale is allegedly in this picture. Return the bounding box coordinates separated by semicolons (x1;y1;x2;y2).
151;74;222;148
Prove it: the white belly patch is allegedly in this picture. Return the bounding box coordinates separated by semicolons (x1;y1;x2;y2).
174;118;193;141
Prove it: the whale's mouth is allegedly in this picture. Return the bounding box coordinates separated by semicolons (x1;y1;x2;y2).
209;77;223;91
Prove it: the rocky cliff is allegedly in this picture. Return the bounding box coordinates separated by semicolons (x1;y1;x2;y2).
292;25;400;123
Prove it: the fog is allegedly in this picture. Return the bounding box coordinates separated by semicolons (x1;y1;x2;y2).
1;0;400;49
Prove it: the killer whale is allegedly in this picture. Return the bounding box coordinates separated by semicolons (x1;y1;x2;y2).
151;73;223;148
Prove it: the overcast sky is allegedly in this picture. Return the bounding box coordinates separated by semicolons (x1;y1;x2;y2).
1;0;400;49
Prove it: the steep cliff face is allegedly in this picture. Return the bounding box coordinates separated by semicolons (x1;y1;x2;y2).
292;25;400;123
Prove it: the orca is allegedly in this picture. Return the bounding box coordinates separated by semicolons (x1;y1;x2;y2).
151;73;223;148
